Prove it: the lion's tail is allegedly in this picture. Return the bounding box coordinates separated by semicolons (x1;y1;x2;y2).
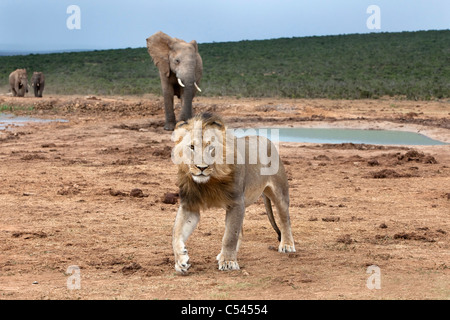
263;194;281;242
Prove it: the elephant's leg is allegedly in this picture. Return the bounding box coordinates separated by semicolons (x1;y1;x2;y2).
163;95;176;130
34;85;39;97
17;86;25;97
39;83;44;97
161;81;176;131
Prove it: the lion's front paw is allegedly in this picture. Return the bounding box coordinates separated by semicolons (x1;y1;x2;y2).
278;243;296;253
175;250;191;273
218;260;240;271
216;252;240;271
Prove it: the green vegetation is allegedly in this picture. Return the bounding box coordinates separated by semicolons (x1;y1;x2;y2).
0;104;34;112
1;30;449;100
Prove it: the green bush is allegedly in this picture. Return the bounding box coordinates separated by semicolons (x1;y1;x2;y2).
1;30;448;99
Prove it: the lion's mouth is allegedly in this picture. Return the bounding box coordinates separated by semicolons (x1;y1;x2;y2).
192;174;210;184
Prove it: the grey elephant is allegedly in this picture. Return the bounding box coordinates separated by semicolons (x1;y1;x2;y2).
9;69;28;97
146;31;203;130
31;72;45;97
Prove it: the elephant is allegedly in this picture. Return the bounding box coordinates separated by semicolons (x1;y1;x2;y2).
9;69;28;97
146;31;203;130
31;72;45;97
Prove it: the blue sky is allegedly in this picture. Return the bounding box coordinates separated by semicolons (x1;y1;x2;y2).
0;0;449;52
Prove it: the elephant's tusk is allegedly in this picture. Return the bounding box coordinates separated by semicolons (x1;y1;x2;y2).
177;78;185;88
194;82;202;92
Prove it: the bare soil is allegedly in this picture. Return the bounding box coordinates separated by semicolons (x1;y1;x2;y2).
0;94;449;300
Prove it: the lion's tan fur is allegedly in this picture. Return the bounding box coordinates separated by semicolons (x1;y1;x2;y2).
171;112;295;273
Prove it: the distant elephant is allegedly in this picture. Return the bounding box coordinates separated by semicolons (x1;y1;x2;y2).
146;31;203;130
31;72;45;97
9;69;28;97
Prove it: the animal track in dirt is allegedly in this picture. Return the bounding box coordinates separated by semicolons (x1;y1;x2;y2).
11;231;47;239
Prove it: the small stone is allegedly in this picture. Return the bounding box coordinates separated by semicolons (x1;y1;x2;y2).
162;192;179;204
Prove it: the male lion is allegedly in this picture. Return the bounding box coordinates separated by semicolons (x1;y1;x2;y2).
171;113;295;273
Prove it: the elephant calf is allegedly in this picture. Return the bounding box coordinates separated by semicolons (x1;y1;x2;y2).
31;72;45;97
146;31;203;131
9;69;28;97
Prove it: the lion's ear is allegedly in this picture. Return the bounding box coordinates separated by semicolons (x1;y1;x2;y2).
175;120;188;129
210;117;226;130
146;31;174;78
211;121;224;128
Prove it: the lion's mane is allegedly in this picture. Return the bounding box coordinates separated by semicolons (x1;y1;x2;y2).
175;113;236;211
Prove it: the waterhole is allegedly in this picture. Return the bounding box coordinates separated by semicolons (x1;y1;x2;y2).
233;128;447;146
0;113;68;130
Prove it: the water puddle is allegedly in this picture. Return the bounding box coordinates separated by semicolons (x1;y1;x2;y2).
233;127;448;146
0;113;68;130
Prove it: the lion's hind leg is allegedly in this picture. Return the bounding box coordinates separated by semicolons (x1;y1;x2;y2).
263;186;295;253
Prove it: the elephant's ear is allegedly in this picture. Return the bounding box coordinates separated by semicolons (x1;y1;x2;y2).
146;31;173;78
190;40;199;52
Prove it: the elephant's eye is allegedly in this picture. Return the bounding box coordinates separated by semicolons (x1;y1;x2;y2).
174;58;181;64
190;145;195;150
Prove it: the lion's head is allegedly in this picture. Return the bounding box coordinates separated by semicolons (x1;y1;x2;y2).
172;112;236;210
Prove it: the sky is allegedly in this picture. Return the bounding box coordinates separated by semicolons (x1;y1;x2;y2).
0;0;449;52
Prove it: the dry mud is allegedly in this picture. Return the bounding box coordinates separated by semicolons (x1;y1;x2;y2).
0;95;449;299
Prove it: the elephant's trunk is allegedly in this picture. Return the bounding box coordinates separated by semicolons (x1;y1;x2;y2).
179;85;195;121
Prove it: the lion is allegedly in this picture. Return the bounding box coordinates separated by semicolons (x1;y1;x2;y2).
171;112;295;273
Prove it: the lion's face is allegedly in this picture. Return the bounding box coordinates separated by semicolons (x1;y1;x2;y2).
172;113;233;184
187;141;216;184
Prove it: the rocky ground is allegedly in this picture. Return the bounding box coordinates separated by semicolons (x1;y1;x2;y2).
0;94;449;299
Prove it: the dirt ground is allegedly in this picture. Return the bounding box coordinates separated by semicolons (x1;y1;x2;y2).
0;94;449;300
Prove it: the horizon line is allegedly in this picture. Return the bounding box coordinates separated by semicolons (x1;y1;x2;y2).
1;29;448;56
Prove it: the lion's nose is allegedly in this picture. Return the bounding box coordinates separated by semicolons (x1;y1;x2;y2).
195;165;208;172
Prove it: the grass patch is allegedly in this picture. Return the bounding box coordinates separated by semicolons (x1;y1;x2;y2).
0;104;34;112
0;30;449;100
